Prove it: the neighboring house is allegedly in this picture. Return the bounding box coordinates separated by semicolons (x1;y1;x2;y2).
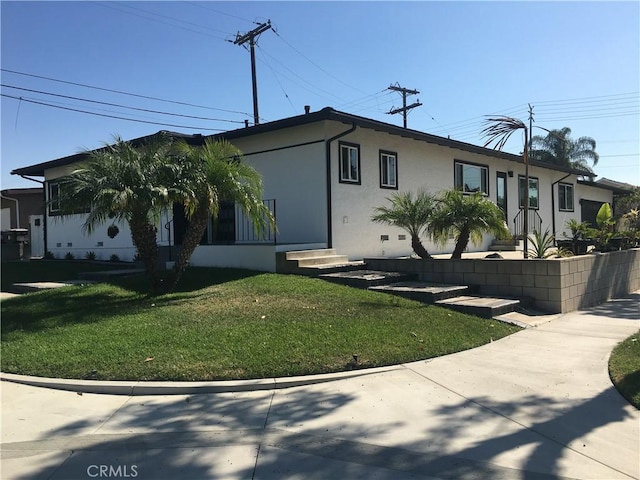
11;107;618;270
1;187;45;259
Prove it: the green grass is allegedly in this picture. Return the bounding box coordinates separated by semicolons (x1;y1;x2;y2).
609;332;640;409
1;267;520;381
1;260;131;292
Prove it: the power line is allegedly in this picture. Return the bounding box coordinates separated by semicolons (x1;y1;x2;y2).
1;94;225;132
94;2;230;41
1;84;246;124
271;26;367;95
1;69;252;117
255;45;298;115
186;2;258;25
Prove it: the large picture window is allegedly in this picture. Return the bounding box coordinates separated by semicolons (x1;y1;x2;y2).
379;150;397;189
454;161;488;195
558;183;574;211
519;176;539;209
339;142;360;184
48;182;61;215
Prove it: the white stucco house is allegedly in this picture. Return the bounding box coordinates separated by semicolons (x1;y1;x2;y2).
11;107;617;271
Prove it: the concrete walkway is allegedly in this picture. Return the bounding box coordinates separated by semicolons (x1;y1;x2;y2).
2;294;639;480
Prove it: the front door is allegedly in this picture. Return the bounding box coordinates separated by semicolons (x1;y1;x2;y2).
496;172;508;222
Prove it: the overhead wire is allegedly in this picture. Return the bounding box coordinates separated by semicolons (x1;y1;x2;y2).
1;84;246;124
1;69;252;117
1;94;226;132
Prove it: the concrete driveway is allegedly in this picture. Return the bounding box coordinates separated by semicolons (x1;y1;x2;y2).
2;293;639;480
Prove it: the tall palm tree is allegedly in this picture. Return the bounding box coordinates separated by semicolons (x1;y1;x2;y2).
166;138;275;291
530;127;599;176
482;115;534;258
58;133;177;294
430;190;509;259
371;190;436;259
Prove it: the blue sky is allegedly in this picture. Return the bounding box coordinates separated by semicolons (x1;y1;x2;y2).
2;1;639;189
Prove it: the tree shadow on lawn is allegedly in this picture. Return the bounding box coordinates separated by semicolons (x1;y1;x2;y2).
1;268;265;335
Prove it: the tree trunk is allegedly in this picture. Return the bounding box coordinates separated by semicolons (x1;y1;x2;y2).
411;234;432;259
166;205;211;292
451;226;470;259
129;215;161;295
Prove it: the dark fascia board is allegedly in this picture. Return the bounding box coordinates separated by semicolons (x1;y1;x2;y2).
1;188;43;195
214;107;591;177
578;178;635;195
12;108;591;178
11;131;205;177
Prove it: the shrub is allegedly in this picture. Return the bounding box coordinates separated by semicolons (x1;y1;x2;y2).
65;252;75;261
85;251;97;261
44;251;55;260
110;254;120;263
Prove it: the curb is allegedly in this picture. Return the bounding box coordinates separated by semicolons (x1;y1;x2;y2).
0;365;403;396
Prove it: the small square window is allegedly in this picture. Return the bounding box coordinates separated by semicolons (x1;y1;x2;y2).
339;142;360;184
380;151;398;189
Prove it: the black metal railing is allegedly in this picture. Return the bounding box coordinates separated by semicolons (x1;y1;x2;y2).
513;208;542;239
235;199;276;244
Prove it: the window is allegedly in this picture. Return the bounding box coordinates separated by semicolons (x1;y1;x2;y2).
518;176;539;209
48;182;61;215
379;150;398;189
558;183;574;211
339;142;360;184
454;161;488;195
48;181;90;216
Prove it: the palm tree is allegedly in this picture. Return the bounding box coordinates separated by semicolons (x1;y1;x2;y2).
58;133;177;294
482;115;535;258
429;190;509;259
371;190;436;259
166;138;275;291
530;127;599;176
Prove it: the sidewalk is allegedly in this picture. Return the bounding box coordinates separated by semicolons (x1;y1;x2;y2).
2;294;639;479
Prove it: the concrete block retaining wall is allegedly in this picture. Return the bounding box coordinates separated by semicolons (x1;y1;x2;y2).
365;248;640;313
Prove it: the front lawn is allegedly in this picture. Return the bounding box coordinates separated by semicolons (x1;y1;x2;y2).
609;332;640;409
1;267;520;381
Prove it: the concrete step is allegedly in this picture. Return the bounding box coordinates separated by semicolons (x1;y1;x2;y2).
296;255;350;267
11;280;96;293
295;261;366;276
319;270;417;288
284;249;337;260
489;239;524;251
369;282;470;303
435;295;521;318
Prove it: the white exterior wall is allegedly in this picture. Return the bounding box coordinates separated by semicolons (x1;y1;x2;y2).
325;123;596;260
44;167;172;261
231;123;328;246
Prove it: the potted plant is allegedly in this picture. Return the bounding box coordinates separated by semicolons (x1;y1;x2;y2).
561;219;591;255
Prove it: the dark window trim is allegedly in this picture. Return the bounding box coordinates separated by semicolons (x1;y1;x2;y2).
47;180;90;216
454;159;490;196
379;150;398;190
558;182;575;212
518;175;540;210
338;141;361;185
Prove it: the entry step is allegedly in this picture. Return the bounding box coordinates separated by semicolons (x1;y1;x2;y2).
369;282;470;303
319;270;417;288
435;295;521;318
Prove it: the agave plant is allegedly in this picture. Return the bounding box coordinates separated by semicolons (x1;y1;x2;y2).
528;228;556;259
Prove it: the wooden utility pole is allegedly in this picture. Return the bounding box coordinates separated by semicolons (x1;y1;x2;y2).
233;21;272;125
387;84;422;128
523;104;534;259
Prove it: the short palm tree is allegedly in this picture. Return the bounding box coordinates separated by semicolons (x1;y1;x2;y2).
530;127;598;176
429;190;509;259
58;133;177;294
167;138;275;291
371;190;436;259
